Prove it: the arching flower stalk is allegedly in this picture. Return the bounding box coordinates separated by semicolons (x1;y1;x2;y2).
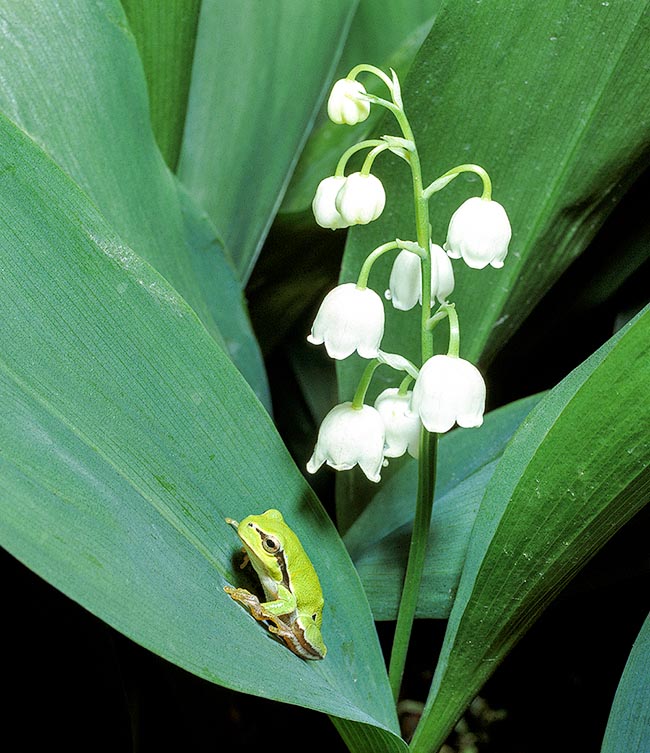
306;63;511;700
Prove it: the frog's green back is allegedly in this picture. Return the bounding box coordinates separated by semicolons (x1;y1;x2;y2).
281;522;325;625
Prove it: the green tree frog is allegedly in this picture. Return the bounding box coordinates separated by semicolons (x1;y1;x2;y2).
224;509;327;660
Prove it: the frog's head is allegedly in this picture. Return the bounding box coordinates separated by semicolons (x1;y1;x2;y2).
226;509;287;578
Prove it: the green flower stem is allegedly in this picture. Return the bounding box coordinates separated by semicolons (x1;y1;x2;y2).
445;303;460;358
388;112;432;350
351;359;381;409
347;63;394;91
425;303;460;357
335;139;385;177
361;143;390;175
351;354;418;411
356;241;402;289
397;374;413;396
362;92;403;122
422;163;492;201
387;103;438;702
388;429;438;702
425;306;448;332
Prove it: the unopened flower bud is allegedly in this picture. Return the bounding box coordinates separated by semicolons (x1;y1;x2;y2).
430;242;455;303
327;79;371;125
312;176;349;229
387;249;421;311
386;244;454;311
335;172;386;226
374;388;421;459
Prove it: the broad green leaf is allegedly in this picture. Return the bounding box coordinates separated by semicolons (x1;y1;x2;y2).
333;718;409;753
0;0;268;404
410;307;650;753
601;612;650;753
177;0;358;282
345;394;543;619
0;0;199;325
121;0;201;170
281;0;440;214
177;184;269;409
337;0;439;72
338;1;650;407
0;113;401;743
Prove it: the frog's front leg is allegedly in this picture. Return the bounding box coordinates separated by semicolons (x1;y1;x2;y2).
224;584;296;630
224;584;301;648
223;586;281;628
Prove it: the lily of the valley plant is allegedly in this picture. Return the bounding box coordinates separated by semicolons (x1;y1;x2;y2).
307;64;511;698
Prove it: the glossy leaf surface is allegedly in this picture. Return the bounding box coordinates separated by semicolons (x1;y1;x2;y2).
0;0;268;404
410;307;650;752
178;0;357;281
122;0;201;170
0;113;400;744
601;612;650;753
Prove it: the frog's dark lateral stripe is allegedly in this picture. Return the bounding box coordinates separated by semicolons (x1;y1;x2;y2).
275;551;291;592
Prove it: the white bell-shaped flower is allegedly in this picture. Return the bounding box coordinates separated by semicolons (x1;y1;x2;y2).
411;354;486;433
312;176;349;230
374;388;421;459
327;79;371;125
307;282;384;360
335;172;386;226
386;244;455;311
307;402;385;482
444;196;511;269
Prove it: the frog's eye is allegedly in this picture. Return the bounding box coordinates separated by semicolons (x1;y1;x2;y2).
262;534;281;554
